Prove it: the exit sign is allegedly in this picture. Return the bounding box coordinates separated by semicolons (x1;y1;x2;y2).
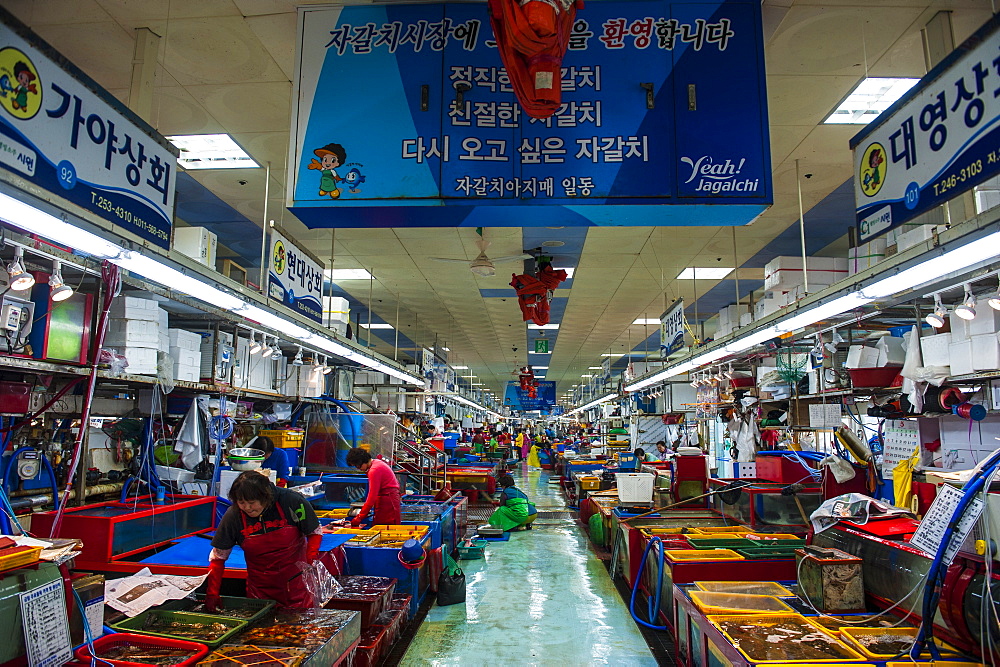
534;339;549;354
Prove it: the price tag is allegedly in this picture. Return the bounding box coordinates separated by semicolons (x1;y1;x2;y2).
909;484;985;565
20;579;73;667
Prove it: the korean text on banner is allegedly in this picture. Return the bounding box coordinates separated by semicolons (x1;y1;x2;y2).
852;14;1000;242
660;299;685;358
0;9;176;249
504;380;556;410
268;228;325;324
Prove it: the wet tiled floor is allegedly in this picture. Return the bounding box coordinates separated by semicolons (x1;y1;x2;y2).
400;465;658;666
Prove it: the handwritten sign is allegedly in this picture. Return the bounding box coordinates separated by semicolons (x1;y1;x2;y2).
909;483;985;565
20;579;73;667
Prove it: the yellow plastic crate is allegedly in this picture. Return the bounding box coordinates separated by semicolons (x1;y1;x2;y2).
315;509;350;519
841;628;966;661
579;476;601;490
707;614;865;664
0;545;42;571
689;591;794;615
695;581;794;597
664;549;744;562
258;429;305;448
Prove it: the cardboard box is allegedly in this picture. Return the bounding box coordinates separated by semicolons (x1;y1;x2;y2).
109;296;160;320
174;226;218;268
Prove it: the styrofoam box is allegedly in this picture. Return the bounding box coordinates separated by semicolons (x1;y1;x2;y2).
949;339;975;376
971;333;1000;372
920;332;952;367
109;296;160;320
173;364;200;382
950;312;972;341
846;344;880;369
105;318;160;346
969;307;1000;336
157;307;169;331
120;346;158;374
755;296;781;319
876;336;906;366
739;312;753;327
896;224;936;251
170;347;201;368
155;465;194;483
168;329;203;350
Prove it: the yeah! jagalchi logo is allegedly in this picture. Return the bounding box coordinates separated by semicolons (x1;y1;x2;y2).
860;142;886;197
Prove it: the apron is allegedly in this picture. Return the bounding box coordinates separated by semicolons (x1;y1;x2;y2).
371;487;402;526
240;502;311;608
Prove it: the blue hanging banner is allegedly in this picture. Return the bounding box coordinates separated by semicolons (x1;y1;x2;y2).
0;9;176;249
288;0;770;228
504;380;556;410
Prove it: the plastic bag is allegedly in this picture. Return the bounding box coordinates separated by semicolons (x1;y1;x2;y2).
437;553;465;606
297;560;342;609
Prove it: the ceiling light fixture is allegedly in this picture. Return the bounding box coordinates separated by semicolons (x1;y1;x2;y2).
925;295;947;328
259;336;273;358
48;260;73;301
554;267;575;278
528;323;559;330
7;247;34;291
166;133;259;170
292;345;304;366
676;267;733;280
823;77;919;125
322;355;333;374
360;323;393;329
989;275;1000;311
632;318;660;325
954;283;977;321
270;341;282;361
325;268;373;280
249;331;263;355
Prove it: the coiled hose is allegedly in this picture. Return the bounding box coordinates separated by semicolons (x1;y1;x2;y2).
629;535;668;630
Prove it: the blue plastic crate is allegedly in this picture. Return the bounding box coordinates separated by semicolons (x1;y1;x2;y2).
343;535;430;618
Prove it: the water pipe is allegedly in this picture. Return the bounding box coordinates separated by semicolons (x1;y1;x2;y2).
629;535;668;630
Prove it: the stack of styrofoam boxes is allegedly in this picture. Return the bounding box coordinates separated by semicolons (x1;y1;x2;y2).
233;333;275;393
325;296;350;337
755;292;783;320
848;238;888;276
169;329;203;382
969;307;1000;373
764;256;848;294
716;304;750;337
174;226;218;269
106;296;161;375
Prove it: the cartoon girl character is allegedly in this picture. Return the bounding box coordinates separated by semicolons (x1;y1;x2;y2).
307;143;346;199
11;61;36;111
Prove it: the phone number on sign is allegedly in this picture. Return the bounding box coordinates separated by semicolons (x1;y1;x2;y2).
931;157;984;198
91;191;168;242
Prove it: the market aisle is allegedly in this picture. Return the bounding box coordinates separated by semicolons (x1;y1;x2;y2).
399;465;657;667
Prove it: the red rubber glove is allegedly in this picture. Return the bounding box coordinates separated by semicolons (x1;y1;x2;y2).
306;533;322;564
277;478;288;488
350;516;362;528
204;558;225;612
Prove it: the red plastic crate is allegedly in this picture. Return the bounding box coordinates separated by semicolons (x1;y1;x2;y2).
74;633;209;667
754;455;815;484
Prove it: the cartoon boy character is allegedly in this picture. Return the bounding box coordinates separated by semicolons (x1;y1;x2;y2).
308;143;346;199
11;61;36;111
863;147;884;193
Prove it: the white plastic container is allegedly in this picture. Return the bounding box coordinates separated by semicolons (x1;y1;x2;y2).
615;472;655;504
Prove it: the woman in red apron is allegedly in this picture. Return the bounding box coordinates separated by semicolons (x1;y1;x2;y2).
346;448;401;527
205;471;322;609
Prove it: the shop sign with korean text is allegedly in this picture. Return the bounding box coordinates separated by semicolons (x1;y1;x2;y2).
268;228;324;324
853;14;1000;242
660;299;685;358
288;0;771;228
0;8;175;249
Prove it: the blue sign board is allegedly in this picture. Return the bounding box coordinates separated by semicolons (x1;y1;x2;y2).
853;14;1000;242
288;0;770;228
0;9;176;249
504;380;556;411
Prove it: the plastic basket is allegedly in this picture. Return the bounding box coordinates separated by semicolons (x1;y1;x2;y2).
74;632;209;666
112;610;248;649
161;595;275;625
839;627;965;660
707;614;864;663
0;545;42;571
735;546;800;559
664;549;744;562
687;526;751;534
695;581;794;597
258;429;305;448
457;538;488;560
848;367;902;389
614;473;655;504
686;537;756;549
689;591;795;615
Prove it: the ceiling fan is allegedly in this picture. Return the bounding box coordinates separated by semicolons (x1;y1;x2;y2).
428;229;531;277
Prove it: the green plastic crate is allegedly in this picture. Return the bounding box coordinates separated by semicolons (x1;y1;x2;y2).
161;595;275;625
457;538;488;560
686;537;756;549
735;546;800;559
112;609;248;649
